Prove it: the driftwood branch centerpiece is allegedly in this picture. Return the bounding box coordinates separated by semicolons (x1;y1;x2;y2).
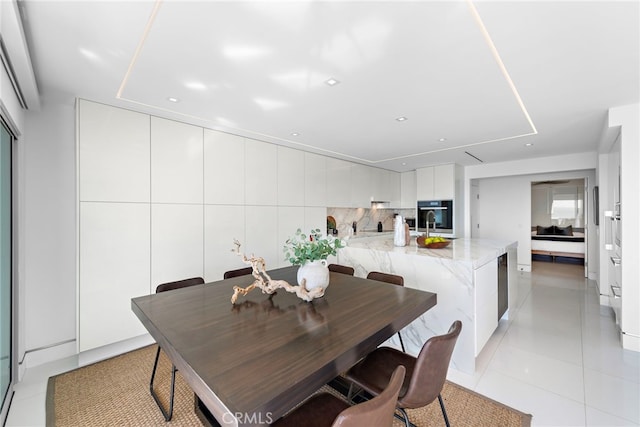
230;239;325;304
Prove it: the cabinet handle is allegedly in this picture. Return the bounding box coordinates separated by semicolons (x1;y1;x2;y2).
604;211;614;250
610;256;621;266
610;285;621;298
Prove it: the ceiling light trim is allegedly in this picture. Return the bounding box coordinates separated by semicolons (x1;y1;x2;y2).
116;0;163;99
119;93;538;165
115;0;539;166
466;0;537;136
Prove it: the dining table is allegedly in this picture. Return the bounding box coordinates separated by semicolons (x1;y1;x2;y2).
131;266;437;426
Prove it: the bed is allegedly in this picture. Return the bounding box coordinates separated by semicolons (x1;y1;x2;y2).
531;225;585;264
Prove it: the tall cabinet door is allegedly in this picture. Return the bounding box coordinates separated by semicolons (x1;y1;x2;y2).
151;204;203;288
78;99;150;202
79;202;150;351
151;117;203;204
278;146;305;206
245;139;277;205
204;130;245;205
304;152;326;207
78;100;152;352
204;205;245;282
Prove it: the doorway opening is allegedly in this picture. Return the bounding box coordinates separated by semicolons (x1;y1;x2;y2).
531;179;587;276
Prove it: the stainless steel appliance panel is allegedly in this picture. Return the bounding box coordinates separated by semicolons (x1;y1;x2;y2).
417;200;453;233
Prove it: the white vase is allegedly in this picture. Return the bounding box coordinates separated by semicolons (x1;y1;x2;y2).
297;259;330;293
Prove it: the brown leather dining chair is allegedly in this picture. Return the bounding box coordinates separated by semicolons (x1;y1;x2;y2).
150;276;204;421
366;271;405;351
223;266;253;279
345;320;462;427
328;264;355;276
270;365;406;427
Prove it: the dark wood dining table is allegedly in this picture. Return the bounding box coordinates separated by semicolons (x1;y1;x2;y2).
131;266;437;426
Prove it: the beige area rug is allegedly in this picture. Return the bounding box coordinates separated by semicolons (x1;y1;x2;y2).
46;345;531;427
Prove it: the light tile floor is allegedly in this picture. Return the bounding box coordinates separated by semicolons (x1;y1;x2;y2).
5;262;640;426
448;261;640;426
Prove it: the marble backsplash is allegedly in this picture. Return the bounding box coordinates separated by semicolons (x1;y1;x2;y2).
327;207;416;234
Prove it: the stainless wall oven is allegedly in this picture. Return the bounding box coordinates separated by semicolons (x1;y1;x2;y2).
417;200;453;234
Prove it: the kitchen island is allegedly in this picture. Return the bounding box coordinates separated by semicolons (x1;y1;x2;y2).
338;235;518;374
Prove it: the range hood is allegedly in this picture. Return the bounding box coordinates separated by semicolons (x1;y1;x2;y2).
371;201;390;209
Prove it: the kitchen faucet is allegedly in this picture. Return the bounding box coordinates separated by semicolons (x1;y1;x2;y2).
426;210;437;238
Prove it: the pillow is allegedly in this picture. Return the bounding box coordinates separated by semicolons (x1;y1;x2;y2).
536;225;555;235
555;225;573;236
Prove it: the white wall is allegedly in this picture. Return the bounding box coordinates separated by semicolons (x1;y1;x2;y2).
21;98;77;365
465;152;598;273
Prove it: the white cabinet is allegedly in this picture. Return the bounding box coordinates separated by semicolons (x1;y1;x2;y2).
245;139;277;205
245;206;278;267
350;164;372;207
78;99;150;202
151;204;203;287
277;146;305;206
151;117;203;204
370;167;388;203
473;259;498;356
204;205;245;281
305;207;328;236
304;152;326;207
387;170;401;207
278;207;306;267
416;164;456;200
326;158;351;207
204;130;245;205
347;165;401;208
79;202;150;351
401;171;417;208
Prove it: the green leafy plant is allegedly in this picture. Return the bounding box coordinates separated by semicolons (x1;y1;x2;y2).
283;228;344;265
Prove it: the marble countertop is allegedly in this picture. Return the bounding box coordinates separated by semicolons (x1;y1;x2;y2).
342;235;517;268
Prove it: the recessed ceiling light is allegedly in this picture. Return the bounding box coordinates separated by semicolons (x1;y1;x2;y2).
167;97;179;103
325;78;340;86
525;143;533;147
222;45;271;60
396;117;408;122
438;138;447;142
291;132;300;137
184;81;207;91
401;162;407;166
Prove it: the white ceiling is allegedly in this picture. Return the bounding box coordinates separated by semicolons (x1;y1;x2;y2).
19;0;639;172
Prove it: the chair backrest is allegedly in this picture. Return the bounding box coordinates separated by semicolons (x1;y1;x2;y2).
223;267;253;279
400;320;462;408
332;365;406;427
328;264;355;276
156;277;204;293
366;271;404;287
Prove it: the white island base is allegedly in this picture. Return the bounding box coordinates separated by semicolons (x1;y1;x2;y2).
338;236;518;374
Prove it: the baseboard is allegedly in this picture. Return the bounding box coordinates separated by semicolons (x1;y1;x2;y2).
78;333;155;367
18;334;156;378
21;339;77;370
622;332;640;352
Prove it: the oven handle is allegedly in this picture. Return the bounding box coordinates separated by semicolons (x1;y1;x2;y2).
419;207;448;210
